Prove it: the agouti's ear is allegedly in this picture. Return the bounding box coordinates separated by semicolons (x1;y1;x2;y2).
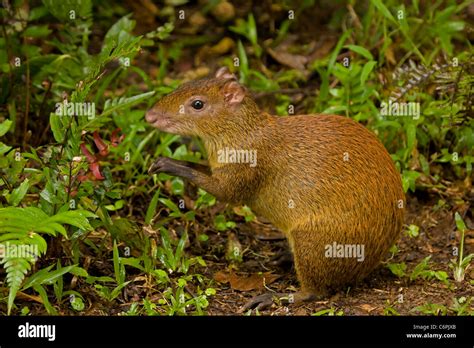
223;81;246;105
215;67;236;80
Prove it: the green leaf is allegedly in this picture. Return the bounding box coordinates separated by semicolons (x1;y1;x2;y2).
33;284;57;314
113;240;121;284
23;25;52;38
0;142;12;155
328;30;352;74
345;45;374;60
0;207;96;237
406;224;420;238
441;21;465;32
410;256;431;281
70;295;85;311
237;40;248;84
370;0;396;24
8;179;30;207
42;0;92;21
454;212;466;233
158;198;181;215
22;264;78;290
102;15;136;54
247;14;257;45
387;262;406;277
49;113;65;142
110;281;131;300
402;170;421;193
100;91;155;118
406;123;417;153
69;265;89;277
145;189;161;225
0;119;12;137
360;61;377;85
5;257;31;315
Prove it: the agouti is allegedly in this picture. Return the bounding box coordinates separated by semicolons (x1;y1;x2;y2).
146;67;405;310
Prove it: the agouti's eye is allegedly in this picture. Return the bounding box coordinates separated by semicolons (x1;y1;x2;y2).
191;100;204;110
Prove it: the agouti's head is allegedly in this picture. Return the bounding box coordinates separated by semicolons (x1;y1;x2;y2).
146;67;261;140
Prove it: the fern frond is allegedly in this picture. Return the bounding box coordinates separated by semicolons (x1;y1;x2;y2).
388;55;473;125
0;207;96;314
3;257;31;315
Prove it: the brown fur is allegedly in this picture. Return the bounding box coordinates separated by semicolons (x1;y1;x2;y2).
146;68;405;300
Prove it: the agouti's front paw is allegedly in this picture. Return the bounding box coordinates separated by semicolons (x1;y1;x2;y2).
148;157;177;174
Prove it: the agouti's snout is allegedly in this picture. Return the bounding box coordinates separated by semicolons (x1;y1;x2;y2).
145;108;158;123
145;108;161;126
145;107;172;131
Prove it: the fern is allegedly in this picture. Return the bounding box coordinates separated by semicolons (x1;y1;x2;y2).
389;56;473;125
102;91;156;117
3;257;31;316
0;207;96;314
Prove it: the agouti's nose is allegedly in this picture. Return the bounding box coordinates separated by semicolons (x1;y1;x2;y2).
145;109;159;124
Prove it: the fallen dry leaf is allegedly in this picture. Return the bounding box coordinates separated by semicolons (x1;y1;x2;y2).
307;37;337;62
385;45;396;65
267;47;307;71
16;291;43;304
358;303;378;313
214;271;281;291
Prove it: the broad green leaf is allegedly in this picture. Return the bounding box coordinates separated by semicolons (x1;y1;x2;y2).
158;198;181;214
49;113;65;142
23;25;52;38
0;119;12;137
370;0;396;23
102;15;135;52
145;189;161;225
8;179;30;207
345;45;374;61
387;262;406;277
454;212;466;233
360;61;377;85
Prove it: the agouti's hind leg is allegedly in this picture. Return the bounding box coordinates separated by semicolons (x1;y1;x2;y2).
240;228;326;311
240;291;318;312
269;249;293;267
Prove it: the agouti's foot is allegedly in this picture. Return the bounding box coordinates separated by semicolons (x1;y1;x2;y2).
269;250;293;267
240;293;280;311
240;291;318;312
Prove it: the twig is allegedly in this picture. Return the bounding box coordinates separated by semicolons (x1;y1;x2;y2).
36;81;54;145
22;37;30;150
